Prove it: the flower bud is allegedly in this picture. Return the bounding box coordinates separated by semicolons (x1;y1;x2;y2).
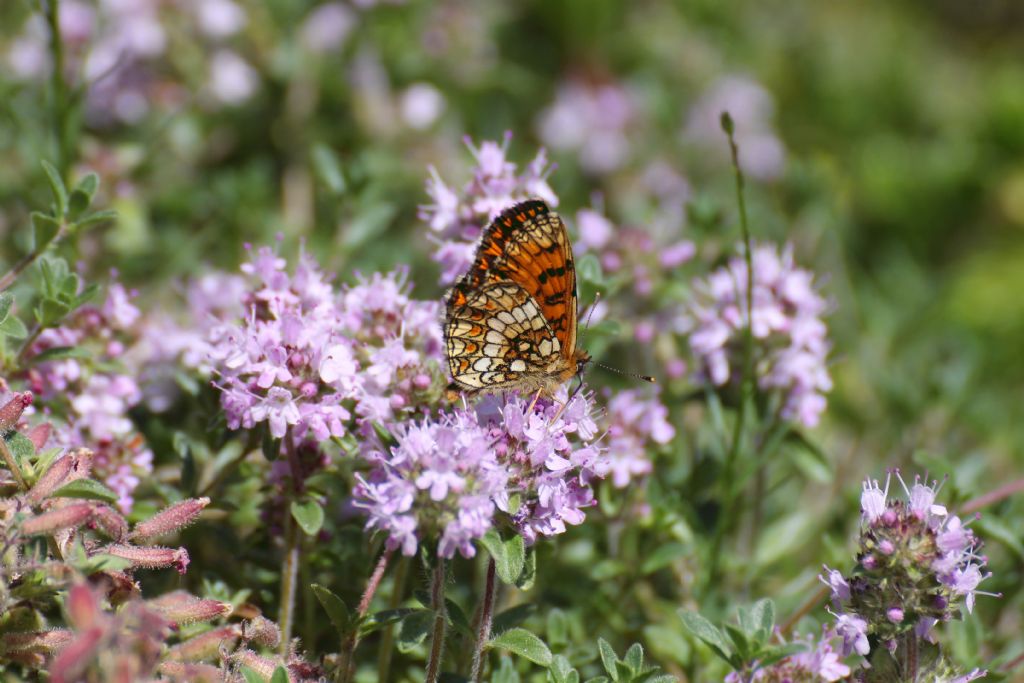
244;615;281;649
230;648;285;680
131;497;210;543
89;504;129;541
104;544;191;574
26;422;51;450
21;503;94;536
1;629;74;654
0;392;32;432
147;591;230;626
158;662;224;683
887;607;904;623
25;455;74;505
166;625;240;662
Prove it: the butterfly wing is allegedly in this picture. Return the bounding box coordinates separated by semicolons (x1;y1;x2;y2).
461;200;579;357
445;281;564;391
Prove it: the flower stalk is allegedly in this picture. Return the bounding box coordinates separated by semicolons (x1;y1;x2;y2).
470;557;497;682
425;557;448;683
277;431;302;656
339;549;392;683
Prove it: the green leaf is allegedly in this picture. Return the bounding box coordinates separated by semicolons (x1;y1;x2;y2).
516;545;537;590
576;253;604;286
480;530;526;585
975;515;1024;561
549;655;580;683
35;298;71;327
360;607;419;635
290;499;324;536
74;209;117;229
749;598;775;644
310;584;349;636
723;623;751;661
678;610;733;664
6;432;35;462
270;667;289;683
446;597;473;637
546;608;568;648
27;346;92;365
492;604;537;636
240;666;264;683
0;292;13;323
311;144;346;195
32;212;61;250
622;643;643;674
50;478;119;504
488;628;553;667
41;161;68;218
68;173;99;218
396;609;433;653
0;314;28;339
74;553;133;574
598;638;619;680
640;542;689;575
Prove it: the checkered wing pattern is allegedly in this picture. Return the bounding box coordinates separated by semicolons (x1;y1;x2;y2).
444;200;582;394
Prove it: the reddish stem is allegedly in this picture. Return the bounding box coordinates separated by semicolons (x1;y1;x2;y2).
340;549;392;683
961;477;1024;515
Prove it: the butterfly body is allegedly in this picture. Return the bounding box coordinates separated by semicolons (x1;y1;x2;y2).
444;200;588;396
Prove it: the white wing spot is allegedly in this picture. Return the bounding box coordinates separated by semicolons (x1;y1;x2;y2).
473;358;493;372
485;330;505;344
483;344;502;357
510;359;527;372
539;339;552;356
498;311;516;325
487;318;506;332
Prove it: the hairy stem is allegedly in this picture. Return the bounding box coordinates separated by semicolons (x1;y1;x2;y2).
339;549;392;683
470;558;497;682
376;554;410;683
707;112;757;588
277;430;302;656
425;557;448;683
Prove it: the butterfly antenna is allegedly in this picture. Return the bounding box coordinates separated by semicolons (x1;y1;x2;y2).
578;291;601;348
594;362;656;384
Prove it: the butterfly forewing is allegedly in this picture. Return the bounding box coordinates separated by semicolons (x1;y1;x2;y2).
444;199;582;395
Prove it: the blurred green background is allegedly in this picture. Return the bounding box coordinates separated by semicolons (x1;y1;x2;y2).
2;0;1022;676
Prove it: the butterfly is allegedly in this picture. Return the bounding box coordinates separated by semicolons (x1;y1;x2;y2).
443;199;591;397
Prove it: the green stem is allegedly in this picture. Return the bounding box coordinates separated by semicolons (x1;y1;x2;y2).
376;555;410;683
706;113;757;589
470;558;497;682
425;557;448;683
43;0;74;181
278;430;302;656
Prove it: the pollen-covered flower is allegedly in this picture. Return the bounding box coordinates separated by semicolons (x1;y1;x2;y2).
824;470;998;657
685;242;831;428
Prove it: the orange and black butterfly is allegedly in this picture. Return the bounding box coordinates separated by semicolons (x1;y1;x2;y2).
443;200;590;396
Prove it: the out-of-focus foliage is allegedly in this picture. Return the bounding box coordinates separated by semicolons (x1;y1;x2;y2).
1;0;1022;681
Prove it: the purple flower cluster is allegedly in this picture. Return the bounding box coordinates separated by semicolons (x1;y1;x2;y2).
822;471;997;659
26;282;153;512
602;389;675;488
6;0;255;123
684;74;786;181
354;388;607;558
419;133;558;284
685;242;831;428
536;78;638;174
724;629;850;683
209;245;443;444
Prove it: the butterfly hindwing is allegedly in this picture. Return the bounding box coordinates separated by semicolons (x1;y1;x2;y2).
445;281;562;390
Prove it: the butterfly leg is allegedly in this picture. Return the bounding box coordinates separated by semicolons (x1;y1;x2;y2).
525;388;543;415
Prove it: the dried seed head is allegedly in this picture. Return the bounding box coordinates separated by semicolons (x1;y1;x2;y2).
90;504;129;541
26;422;52;450
131;497;210;544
